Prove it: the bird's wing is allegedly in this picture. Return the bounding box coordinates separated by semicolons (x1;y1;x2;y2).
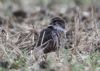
51;30;59;49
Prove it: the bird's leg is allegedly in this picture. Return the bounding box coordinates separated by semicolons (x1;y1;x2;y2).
42;54;47;61
56;49;61;63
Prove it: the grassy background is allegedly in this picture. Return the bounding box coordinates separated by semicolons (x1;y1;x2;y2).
0;0;100;71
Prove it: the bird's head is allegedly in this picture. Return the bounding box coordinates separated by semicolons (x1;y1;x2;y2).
50;17;66;32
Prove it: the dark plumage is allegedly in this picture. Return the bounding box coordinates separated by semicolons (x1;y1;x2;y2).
35;17;66;54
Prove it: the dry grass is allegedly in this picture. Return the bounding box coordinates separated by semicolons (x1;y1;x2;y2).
0;4;100;71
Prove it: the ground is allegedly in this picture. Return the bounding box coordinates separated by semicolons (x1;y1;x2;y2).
0;0;100;71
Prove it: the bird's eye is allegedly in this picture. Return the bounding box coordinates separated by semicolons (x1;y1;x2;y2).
58;22;65;28
53;22;56;25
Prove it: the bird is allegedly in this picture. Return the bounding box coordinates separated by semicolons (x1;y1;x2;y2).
34;17;66;60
